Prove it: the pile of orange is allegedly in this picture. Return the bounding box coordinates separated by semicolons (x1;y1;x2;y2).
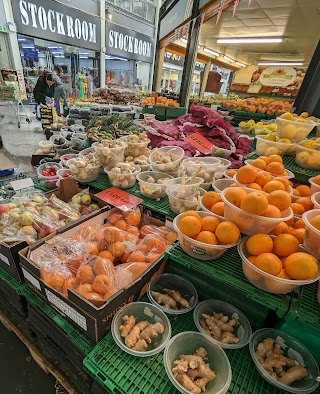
248;155;290;177
245;233;318;281
178;211;240;246
202;191;225;217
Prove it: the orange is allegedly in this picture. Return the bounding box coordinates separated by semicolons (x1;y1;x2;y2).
226;169;237;178
268;190;291;211
255;253;282;276
246;183;262;190
290;203;305;216
179;215;202;238
114;219;127;231
295;185;311;197
312;175;320;186
125;211;141;226
250;159;267;170
271;222;289;236
109;241;125;258
268;154;283;164
195;231;218;245
104;227;124;243
284;252;318;280
224;187;247;208
310;214;320;231
291;228;305;244
126;226;140;235
126;263;149;279
43;271;65;291
77;265;95;284
284;216;295;226
127;251;147;263
273;234;299;257
263;180;285;193
93;257;113;275
210;202;225;217
272;176;290;190
246;234;273;255
255;171;272;188
201;216;220;232
236;165;258;184
202;192;221;209
263;205;281;218
277;269;292;280
92;274;112;294
294;219;305;229
146;237;166;253
146;252;162;264
180;211;202;221
292;189;300;197
98;250;114;262
295;197;313;211
258;156;270;165
108;211;123;224
80;226;98;241
240;191;268;215
66;256;84;273
85;242;99;256
63;277;77;297
215;222;240;244
266;162;285;175
280;257;287;268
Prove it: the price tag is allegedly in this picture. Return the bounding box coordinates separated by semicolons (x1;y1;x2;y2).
10;177;34;191
95;187;143;212
185;132;214;155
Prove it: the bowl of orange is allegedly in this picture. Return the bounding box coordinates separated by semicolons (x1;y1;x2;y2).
309;175;320;195
200;191;225;221
238;234;320;294
173;211;241;261
303;209;320;259
221;187;293;235
311;192;320;209
244;158;295;179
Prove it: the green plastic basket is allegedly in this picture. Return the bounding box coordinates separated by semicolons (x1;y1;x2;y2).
34;182;51;193
165;244;291;317
83;305;283;394
23;287;95;355
0;267;25;295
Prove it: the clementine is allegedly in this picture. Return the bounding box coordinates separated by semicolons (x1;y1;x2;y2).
294;219;305;229
266;162;285;175
93;257;114;275
263;205;281;218
290;203;305;216
273;176;290;190
108;211;123;224
114;219;127;231
255;253;282;276
195;231;218;245
246;183;262;190
236;165;258;184
277;269;292;280
109;241;125;258
210;202;225;217
271;222;289;236
246;234;273;255
179;215;202;238
77;265;95;284
125;211;141;226
310;214;320;231
215;222;240;244
268;154;283;164
180;211;202;220
127;251;147;263
263;180;285;193
92;274;112;294
295;197;313;211
224;187;247;208
250;159;267;170
268;190;291;211
240;191;268;215
292;189;300;197
201;216;220;232
284;252;318;280
202;192;221;209
273;233;299;257
255;171;272;188
295;185;311;197
291;228;305;244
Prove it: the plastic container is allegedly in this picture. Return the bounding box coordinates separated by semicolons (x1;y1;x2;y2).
215;158;231;179
255;135;296;157
147;273;198;315
164;332;232;394
68;158;100;183
303;209;320;259
136;171;173;200
50;135;67;148
37;162;61;189
59;154;78;168
249;328;320;394
276;117;316;142
200;197;225;222
119;135;150;157
221;188;293;235
60;129;73;142
223;169;238;179
173;211;239;261
93;140;126;170
295;144;320;170
105;165;141;189
165;177;204;199
167;188;206;214
238;237;320;294
212;179;236;193
38;140;53;154
309;176;320;195
149;146;184;173
311;192;320;209
234;174;294;194
193;300;252;349
57;169;72;180
181;157;220;184
71;132;86;149
111;302;171;357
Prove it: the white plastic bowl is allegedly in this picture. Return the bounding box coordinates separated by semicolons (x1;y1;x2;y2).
276;117;316;142
165;177;204;199
136;171;173;200
221;188;293;235
167;188;205;214
147;274;198;315
311;192;320;209
60;154;78;168
255;135;296;157
111;302;171;357
105;165;141;189
68;159;100;183
57;169;72;180
295;144;320;170
50;135;67;147
309;177;320;195
78;147;95;157
303;209;320;259
244;159;295;179
181;157;220;183
173;211;239;261
119;135;150;157
164;332;232;394
215;158;231;178
250;328;320;394
193;300;252;349
38;140;53;154
200;196;225;222
149;146;184;173
93;140;127;170
238;237;320;294
223;169;239;179
212;179;236;193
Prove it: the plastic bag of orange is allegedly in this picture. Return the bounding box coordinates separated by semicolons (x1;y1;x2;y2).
106;207;142;228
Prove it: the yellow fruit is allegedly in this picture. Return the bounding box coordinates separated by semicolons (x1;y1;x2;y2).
278;138;291;144
307;153;320;169
267;124;277;131
265;133;276;142
296;151;310;165
300;112;309;118
296;117;307;123
295;127;308;140
280;112;294;120
314;137;320;144
302;140;317;150
239;121;246;128
256;143;267;155
280;124;296;140
265;147;279;156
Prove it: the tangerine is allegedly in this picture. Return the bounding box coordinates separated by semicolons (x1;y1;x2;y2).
271;222;289;236
179;215;201;238
224;187;247;208
246;234;273;255
295;185;311;197
126;226;140;235
263;205;281;218
215;222;240;244
125;211;141;226
310;215;320;231
284;216;295;226
294;219;305;229
114;219;127;231
93;257;114;275
284;252;318;280
258;156;270;165
292;189;300;197
195;231;218;245
92;274;112;294
80;226;98;241
145;237;166;253
268;154;283;164
291;228;305;244
263;180;285;193
248;256;257;265
210;202;225;216
77;266;95;284
85;242;99;256
273;234;299;257
43;272;65;291
295;197;313;211
250;159;267;170
180;211;202;220
226;169;237;178
277;269;292;280
109;242;125;258
202;192;221;209
108;211;123;224
273;176;290;190
127;251;147;263
201;216;220;232
240;191;268;215
311;175;320;186
236;165;258;184
290;203;305;216
246;183;262;190
255;171;272;188
255;253;282;275
126;262;148;279
266;162;285;175
268;190;291;211
104;227;124;243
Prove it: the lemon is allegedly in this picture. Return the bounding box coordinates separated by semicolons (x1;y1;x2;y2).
308;116;316;121
256;143;267;155
265;147;279;156
295;127;308;140
278;138;291;144
296;151;310;165
297;117;307;123
280;112;294;120
256;122;263;127
314;137;320;144
292;114;299;118
267;123;277;131
246;120;255;126
307;153;320;169
286;145;297;154
302;140;317;150
280;124;297;140
265;133;276;142
239;121;246;128
300;112;309;118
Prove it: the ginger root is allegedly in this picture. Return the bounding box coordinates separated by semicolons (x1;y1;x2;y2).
256;337;309;386
152;288;189;310
119;315;135;337
172;348;215;393
163;288;190;309
132;322;165;351
125;320;149;348
202;312;240;344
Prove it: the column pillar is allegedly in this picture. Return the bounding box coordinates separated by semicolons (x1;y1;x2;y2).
100;0;106;88
154;47;165;92
200;60;211;98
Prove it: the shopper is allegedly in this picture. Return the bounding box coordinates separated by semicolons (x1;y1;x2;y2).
33;72;55;105
54;68;67;116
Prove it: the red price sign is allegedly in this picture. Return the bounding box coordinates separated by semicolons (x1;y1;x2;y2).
95;187;143;212
185;132;214;154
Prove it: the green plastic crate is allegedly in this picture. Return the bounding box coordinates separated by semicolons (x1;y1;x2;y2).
166;107;187;119
23;287;95;355
0;267;25;295
83;306;283;394
142;105;166;117
166;244;291;317
34;182;51;193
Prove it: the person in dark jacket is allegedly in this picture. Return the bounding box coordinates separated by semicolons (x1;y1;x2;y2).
33;72;65;115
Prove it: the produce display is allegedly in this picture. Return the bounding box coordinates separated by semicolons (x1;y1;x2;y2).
200;313;239;344
238;119;277;135
223;97;293;116
172;348;215;394
93;140;126;170
120;134;150;157
151;289;189;311
141;95;180;107
93;85;138;104
68;155;100;182
105;162;141;189
137;171;172;200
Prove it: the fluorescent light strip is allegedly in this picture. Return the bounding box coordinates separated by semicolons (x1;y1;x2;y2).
22;46;35;49
258;62;304;66
235;61;246;67
79;56;88;59
223;55;234;63
217;37;283;44
79;52;90;55
203;47;219;56
18;38;26;41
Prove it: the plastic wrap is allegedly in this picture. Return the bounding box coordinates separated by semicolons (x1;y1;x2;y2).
68;188;100;216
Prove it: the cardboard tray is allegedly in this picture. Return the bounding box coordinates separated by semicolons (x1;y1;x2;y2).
18;208;168;342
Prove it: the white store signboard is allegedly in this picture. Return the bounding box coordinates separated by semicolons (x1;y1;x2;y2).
260;67;297;87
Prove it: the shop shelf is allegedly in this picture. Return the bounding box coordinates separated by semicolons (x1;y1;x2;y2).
23;287;95;355
0;266;25;295
83;304;283;394
165;244;291;318
244;151;319;183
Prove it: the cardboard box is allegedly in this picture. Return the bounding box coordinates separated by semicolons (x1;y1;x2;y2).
18;208;168;342
31;149;55;166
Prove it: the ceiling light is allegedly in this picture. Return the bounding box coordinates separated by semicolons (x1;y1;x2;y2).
223;55;234;63
203;47;219;56
79;56;88;59
235;61;246;67
180;38;188;43
217;37;283;44
79;52;89;55
18;38;26;41
258;62;304;66
22;46;35;49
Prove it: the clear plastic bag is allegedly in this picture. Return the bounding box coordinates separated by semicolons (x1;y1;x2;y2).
68;188;100;216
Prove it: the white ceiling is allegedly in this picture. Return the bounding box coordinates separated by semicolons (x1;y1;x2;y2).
197;0;320;65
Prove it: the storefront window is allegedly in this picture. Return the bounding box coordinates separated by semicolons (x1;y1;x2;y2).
107;0;156;23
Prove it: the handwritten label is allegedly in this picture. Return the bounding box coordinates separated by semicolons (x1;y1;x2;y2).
185;132;214;154
95;187;143;212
